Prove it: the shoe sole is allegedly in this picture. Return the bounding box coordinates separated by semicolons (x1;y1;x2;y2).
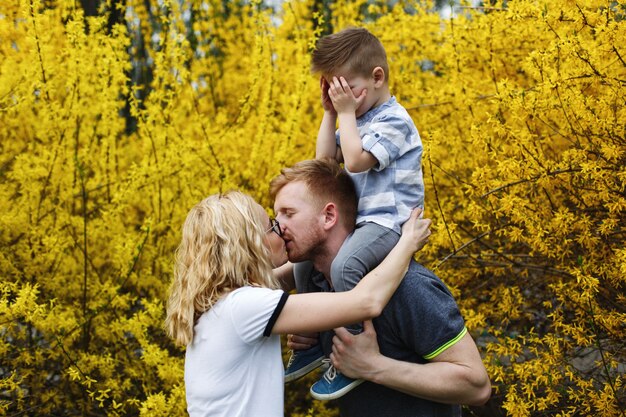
284;356;325;383
310;378;365;400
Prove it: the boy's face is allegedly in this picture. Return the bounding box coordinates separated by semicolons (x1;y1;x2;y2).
324;64;387;117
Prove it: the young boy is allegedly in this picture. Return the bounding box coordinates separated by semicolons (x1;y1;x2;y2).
284;27;424;400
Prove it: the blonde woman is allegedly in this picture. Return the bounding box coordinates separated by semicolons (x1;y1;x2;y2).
165;191;430;417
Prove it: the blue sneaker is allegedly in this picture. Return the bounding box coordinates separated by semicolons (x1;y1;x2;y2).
310;361;364;400
284;345;325;383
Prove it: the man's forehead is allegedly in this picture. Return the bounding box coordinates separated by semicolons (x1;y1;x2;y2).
274;181;317;210
274;181;307;207
281;180;308;193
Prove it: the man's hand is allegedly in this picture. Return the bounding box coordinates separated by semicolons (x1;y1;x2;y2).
328;76;366;115
287;332;320;351
330;320;382;380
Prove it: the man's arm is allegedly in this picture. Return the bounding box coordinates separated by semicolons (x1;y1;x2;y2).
330;320;491;406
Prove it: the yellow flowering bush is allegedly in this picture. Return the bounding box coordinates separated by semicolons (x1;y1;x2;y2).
0;0;624;416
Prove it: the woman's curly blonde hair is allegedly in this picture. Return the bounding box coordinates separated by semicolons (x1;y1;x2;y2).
165;191;280;346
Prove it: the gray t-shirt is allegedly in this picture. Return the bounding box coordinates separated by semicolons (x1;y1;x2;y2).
296;261;465;417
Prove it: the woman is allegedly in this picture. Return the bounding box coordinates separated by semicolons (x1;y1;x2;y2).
165;191;430;417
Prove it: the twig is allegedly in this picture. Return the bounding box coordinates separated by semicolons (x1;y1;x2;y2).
435;230;491;269
480;168;581;198
454;6;507;12
587;298;626;416
29;0;49;101
427;153;456;252
612;46;626;68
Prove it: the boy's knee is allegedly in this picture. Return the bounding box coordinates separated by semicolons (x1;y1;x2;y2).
330;257;367;292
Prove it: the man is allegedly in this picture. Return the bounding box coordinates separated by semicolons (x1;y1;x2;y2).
270;158;491;417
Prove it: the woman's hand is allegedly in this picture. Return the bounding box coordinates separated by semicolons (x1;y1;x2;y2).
400;208;431;253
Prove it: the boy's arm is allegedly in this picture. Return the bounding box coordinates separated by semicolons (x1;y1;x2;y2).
337;113;377;172
316;111;341;161
316;77;342;161
329;76;377;172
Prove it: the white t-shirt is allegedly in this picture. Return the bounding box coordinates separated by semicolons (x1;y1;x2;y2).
184;286;288;417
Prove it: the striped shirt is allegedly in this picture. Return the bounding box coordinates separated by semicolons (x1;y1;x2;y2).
337;96;424;233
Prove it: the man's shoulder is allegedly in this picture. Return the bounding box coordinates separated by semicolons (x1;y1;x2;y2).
389;261;456;308
375;261;466;362
400;261;446;288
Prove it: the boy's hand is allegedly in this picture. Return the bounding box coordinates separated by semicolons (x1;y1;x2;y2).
320;77;336;115
329;76;366;115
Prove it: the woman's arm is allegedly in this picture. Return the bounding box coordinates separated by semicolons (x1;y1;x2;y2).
272;209;430;335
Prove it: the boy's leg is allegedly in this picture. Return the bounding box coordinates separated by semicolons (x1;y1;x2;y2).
284;261;326;382
330;222;400;330
311;223;399;400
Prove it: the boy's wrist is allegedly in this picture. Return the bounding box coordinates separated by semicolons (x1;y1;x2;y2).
323;110;338;121
337;110;357;120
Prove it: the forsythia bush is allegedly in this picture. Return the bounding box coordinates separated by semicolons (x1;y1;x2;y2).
0;0;623;416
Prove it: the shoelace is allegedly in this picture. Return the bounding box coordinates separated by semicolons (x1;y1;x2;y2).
287;352;296;368
321;359;336;382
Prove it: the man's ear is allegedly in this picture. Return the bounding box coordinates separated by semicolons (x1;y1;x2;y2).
372;66;386;87
321;203;338;230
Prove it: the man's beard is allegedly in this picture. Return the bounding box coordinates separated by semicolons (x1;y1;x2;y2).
286;227;326;264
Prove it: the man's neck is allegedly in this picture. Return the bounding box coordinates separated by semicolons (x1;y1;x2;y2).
311;228;351;288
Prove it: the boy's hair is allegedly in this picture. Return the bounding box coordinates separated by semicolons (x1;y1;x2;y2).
165;191;279;346
311;27;389;80
270;158;358;231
